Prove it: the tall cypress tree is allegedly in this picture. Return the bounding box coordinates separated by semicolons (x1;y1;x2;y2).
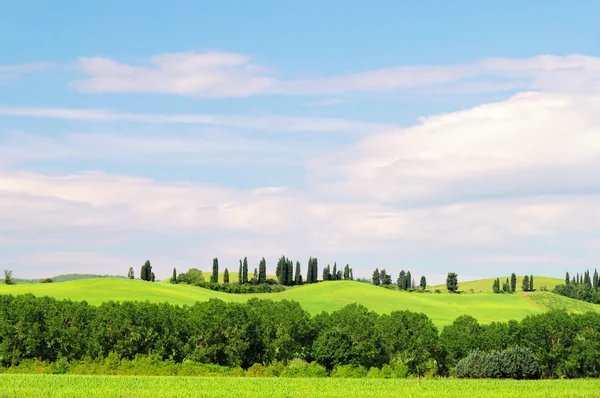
223;268;229;283
349;268;353;280
333;263;337;280
344;265;350;280
277;256;286;285
529;274;533;291
510;273;517;293
420;275;427;289
406;271;412;290
238;260;243;284
295;261;302;285
286;258;294;286
397;271;406;290
565;272;570;285
171;268;177;284
141;260;152;281
522;275;530;292
211;257;219;284
306;258;313;284
243;257;249;284
594;269;599;291
373;268;380;286
493;278;500;293
258;257;267;284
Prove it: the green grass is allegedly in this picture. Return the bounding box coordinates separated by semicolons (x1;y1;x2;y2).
433;275;563;293
2;375;600;397
0;278;596;328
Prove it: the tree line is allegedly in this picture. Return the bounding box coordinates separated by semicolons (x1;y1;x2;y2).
492;273;534;293
554;269;600;304
2;293;600;378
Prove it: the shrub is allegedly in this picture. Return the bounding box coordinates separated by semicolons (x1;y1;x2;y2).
330;364;367;378
457;346;541;379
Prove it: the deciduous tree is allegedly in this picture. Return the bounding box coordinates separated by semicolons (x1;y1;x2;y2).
446;272;458;292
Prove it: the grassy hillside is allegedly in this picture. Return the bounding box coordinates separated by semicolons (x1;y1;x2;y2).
433;275;563;293
0;278;595;328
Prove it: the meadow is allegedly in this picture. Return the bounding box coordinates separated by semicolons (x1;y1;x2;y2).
2;375;600;397
0;276;594;327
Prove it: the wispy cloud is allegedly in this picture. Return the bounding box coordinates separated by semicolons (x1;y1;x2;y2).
0;105;392;134
305;99;350;107
0;62;51;83
69;52;600;97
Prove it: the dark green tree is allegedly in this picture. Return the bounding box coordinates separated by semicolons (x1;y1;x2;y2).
140;260;152;281
150;272;155;282
565;272;570;285
344;264;350;280
211;258;219;284
238;260;243;284
171;268;177;284
223;268;229;283
529;275;533;291
258;257;267;284
128;267;135;280
493;278;500;293
594;269;599;291
522;275;530;292
372;268;381;286
420;275;427;289
502;278;509;292
3;270;12;285
380;269;392;285
397;271;406;290
510;273;517;293
407;271;413;289
446;272;458;292
295;261;302;285
243;257;249;284
322;264;331;281
349;268;353;280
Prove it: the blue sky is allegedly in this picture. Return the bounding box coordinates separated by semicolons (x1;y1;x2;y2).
2;1;600;283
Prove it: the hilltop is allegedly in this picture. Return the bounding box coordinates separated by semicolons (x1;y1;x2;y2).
433;275;563;293
0;277;595;327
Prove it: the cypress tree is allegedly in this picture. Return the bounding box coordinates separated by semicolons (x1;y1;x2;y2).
344;265;350;280
584;270;592;288
211;257;219;284
141;260;152;281
372;268;380;285
397;270;406;290
286;258;294;286
243;257;249;284
258;257;267;284
565;272;570;285
577;273;580;285
333;263;337;280
529;274;533;291
238;260;243;284
150;272;155;282
493;278;500;293
322;264;330;281
510;273;517;293
223;268;229;283
253;268;258;283
128;267;135;280
311;257;318;283
277;256;286;285
594;269;599;291
349;268;353;280
171;268;177;284
295;261;302;285
306;258;313;284
406;271;412;290
420;275;427;290
522;275;530;292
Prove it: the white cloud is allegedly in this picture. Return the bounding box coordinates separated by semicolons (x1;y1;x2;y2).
0;62;51;83
0;105;392;134
68;52;600;97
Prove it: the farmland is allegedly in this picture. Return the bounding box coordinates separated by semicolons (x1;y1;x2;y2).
1;375;600;397
0;276;595;327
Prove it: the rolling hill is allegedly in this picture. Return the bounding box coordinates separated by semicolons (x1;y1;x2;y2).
0;277;595;328
433;275;563;293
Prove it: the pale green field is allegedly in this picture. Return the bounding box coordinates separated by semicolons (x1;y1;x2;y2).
1;375;600;397
0;278;596;327
433;275;563;293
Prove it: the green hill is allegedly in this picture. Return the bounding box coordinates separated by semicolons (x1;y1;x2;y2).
0;278;595;328
433;275;563;293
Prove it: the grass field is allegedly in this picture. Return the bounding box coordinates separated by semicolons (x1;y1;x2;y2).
1;375;600;397
0;278;596;327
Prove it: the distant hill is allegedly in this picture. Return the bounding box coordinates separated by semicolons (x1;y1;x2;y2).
2;273;125;284
0;277;595;328
433;275;563;293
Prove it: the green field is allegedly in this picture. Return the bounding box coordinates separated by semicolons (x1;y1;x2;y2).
0;277;596;327
1;375;600;397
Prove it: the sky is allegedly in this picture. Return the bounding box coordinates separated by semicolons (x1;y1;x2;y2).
1;0;600;284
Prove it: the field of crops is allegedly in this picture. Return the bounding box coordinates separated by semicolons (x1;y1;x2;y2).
0;277;595;328
2;375;600;397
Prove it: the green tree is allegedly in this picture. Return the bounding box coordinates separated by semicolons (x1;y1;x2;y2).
493;278;500;293
344;264;350;280
420;275;427;290
150;272;155;282
349;268;353;280
379;269;392;285
127;267;135;280
140;260;152;281
258;257;267;284
529;275;534;291
171;268;177;284
407;271;413;289
522;275;530;292
565;272;570;285
446;272;458;292
440;315;482;367
211;258;219;284
594;269;598;291
242;257;249;284
372;268;381;286
295;261;302;285
397;271;406;290
510;273;517;293
333;263;338;280
223;268;229;284
502;278;509;292
3;270;12;285
238;260;243;284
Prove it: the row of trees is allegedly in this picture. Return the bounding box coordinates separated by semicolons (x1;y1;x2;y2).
372;269;427;290
555;269;600;304
2;294;600;378
492;273;534;293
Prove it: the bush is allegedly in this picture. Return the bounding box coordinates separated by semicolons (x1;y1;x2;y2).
457;347;541;379
456;349;488;378
281;359;328;378
330;364;367;378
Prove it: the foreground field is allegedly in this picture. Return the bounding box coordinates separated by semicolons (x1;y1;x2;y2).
1;375;600;397
0;278;596;327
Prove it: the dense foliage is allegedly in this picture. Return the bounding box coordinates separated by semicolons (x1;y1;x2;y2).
2;293;600;379
554;269;600;304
